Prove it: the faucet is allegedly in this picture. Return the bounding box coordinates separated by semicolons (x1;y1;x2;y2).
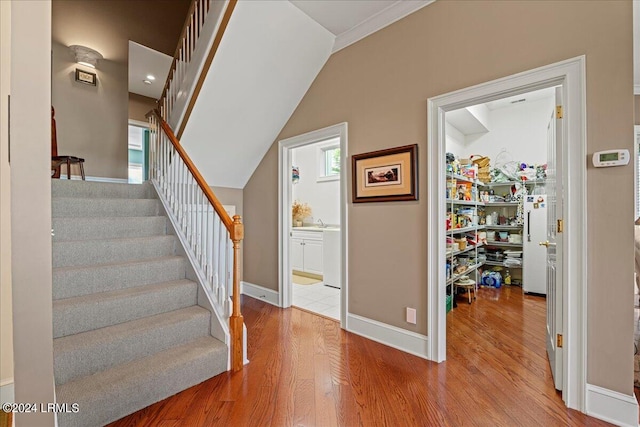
317;218;325;228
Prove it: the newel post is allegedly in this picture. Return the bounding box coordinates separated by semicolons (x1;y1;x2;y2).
230;214;244;372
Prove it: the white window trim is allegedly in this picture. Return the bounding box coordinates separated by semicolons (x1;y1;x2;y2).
316;138;341;182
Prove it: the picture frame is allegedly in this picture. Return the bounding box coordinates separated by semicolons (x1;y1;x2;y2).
352;144;418;203
75;68;97;86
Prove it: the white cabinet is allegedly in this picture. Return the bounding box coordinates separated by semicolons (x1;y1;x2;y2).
302;239;323;274
291;238;305;271
291;230;323;275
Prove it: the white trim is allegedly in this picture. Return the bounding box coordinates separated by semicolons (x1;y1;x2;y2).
56;175;129;183
128;119;149;128
347;314;429;359
332;1;435;53
169;0;231;132
634;84;640;95
427;56;587;411
278;122;349;329
635;126;640;218
241;281;280;307
585;384;639;427
150;180;230;346
0;379;14;403
315;138;341;182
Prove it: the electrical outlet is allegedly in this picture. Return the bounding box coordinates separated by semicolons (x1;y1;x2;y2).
406;307;417;324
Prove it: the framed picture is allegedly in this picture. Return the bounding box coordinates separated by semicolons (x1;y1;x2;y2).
352;144;418;203
75;68;97;86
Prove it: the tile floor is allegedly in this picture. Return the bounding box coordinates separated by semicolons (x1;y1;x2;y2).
292;281;340;320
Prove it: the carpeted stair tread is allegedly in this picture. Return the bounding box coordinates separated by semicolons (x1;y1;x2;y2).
56;336;227;427
51;181;230;426
53;256;186;300
54;306;211;386
52;197;161;218
52;216;167;241
53;235;177;268
53;279;198;338
52;179;156;199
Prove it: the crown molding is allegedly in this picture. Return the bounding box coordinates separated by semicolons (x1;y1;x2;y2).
332;0;435;53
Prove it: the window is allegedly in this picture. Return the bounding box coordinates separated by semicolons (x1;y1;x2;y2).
324;147;341;176
317;138;341;182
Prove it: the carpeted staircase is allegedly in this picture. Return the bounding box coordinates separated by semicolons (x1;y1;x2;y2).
51;180;228;427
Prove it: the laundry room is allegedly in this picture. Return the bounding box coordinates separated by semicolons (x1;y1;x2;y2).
444;86;556;309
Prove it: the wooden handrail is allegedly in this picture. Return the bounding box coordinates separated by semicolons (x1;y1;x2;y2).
157;0;237;139
176;0;237;139
147;108;245;372
147;109;233;230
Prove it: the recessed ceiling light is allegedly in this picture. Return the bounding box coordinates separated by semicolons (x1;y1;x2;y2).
143;80;152;85
146;74;156;81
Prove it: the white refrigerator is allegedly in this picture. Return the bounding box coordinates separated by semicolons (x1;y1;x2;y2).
523;195;547;295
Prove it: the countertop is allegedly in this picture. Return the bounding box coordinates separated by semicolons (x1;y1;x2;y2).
292;226;340;232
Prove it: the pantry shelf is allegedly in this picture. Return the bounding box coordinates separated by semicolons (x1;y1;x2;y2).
480;179;546;187
446;173;480;185
446;199;482;207
447;263;484;285
449;243;484;257
485;242;523;247
484;202;519;207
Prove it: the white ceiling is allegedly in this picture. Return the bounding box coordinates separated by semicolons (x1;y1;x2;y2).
180;0;335;189
485;87;555;111
128;41;172;99
128;0;434;99
291;0;434;52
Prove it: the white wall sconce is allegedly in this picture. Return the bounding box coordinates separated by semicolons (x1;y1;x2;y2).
69;45;103;68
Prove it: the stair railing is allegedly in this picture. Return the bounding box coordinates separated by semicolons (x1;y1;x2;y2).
159;0;237;138
147;109;244;372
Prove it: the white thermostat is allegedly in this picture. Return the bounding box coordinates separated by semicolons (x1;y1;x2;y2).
592;149;630;168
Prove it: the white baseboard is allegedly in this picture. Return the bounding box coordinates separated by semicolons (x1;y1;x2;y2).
347;313;429;359
241;281;280;307
57;175;129;183
0;378;14;403
586;383;639;427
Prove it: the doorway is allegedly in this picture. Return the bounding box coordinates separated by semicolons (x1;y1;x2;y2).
128;120;149;184
278;123;348;327
427;57;587;410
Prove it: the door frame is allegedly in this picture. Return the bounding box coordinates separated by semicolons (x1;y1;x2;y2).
634;125;640;219
426;56;587;410
278;123;349;328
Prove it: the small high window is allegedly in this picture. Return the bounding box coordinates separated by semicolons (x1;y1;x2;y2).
317;138;341;182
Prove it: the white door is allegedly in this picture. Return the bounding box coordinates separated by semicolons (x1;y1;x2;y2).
543;87;564;391
291;238;304;272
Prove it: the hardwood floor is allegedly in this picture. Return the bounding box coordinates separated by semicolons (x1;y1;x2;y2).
109;287;611;426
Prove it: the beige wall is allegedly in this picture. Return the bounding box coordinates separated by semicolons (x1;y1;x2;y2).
211;186;244;280
129;93;156;123
244;1;634;395
10;1;56;424
52;41;128;179
0;0;12;401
